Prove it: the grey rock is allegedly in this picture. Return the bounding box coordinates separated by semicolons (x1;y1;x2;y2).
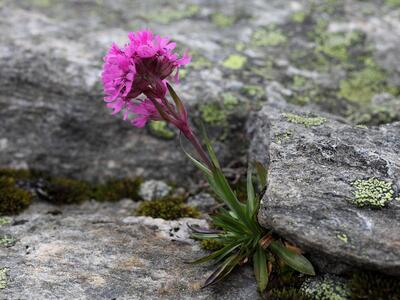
187;193;218;212
250;100;400;275
0;200;258;299
139;180;172;200
1;0;400;182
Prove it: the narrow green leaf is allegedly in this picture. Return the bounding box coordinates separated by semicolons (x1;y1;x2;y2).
211;213;249;235
269;241;315;275
253;246;269;292
189;242;240;265
166;82;186;118
202;253;241;288
200;124;221;169
246;167;256;217
255;161;268;188
180;136;212;177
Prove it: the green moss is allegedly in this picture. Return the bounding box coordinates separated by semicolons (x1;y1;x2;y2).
147;4;200;24
350;272;400;300
0;268;8;289
31;0;51;7
92;178;142;202
200;239;224;251
135;197;200;220
350;178;394;208
0;177;32;215
222;54;247;70
47;177;92;204
268;288;311;300
211;12;235;28
292;11;306;23
252;26;287;47
282;113;326;127
200;103;228;125
0;235;16;247
149;121;175;139
301;275;351;300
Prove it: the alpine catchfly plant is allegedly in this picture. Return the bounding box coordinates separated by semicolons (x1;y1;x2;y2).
101;29;315;292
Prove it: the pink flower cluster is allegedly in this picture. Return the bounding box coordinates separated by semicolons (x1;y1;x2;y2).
101;30;191;127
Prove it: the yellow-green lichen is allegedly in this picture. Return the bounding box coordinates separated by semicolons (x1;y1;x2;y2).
316;30;363;62
386;0;400;7
149;121;175;139
92;178;142;202
147;4;200;24
336;233;348;243
241;85;265;100
222;54;247;70
301;275;350;300
0;177;32;215
47;177;92;205
292;11;306;23
0;268;8;289
0;217;10;226
338;64;388;104
200;239;224;251
188;51;213;70
350;178;394;208
274;130;293;144
0;235;16;247
222;93;239;108
200;103;228;125
252;26;287;47
235;42;245;52
135;197;200;220
211;12;235;28
282;113;326;127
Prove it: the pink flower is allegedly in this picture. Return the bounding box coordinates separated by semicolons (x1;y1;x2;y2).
101;30;191;127
128;98;163;128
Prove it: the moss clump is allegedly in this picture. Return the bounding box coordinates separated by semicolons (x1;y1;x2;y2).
0;268;8;289
135;197;200;220
350;272;400;300
222;54;247;70
268;287;311;300
47;177;92;204
200;239;224;251
252;26;287;47
282;113;326;127
0;177;32;215
0;235;16;247
149;121;175;139
350;178;394;208
211;12;235;28
92;178;142;202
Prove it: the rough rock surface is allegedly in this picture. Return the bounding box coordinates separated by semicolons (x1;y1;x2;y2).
250;100;400;275
1;0;399;182
0;200;257;299
138;180;172;200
